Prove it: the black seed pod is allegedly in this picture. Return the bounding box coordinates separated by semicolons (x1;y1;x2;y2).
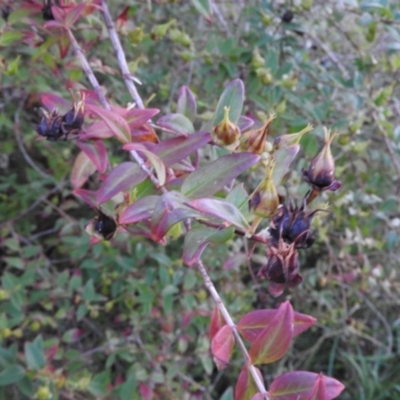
281;10;294;24
94;212;117;240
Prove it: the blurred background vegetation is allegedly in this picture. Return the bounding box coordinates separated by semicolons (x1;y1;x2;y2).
1;0;400;399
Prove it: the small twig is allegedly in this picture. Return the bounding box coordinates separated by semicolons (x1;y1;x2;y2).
197;260;270;399
67;29;110;110
303;30;350;80
210;0;232;36
100;0;145;109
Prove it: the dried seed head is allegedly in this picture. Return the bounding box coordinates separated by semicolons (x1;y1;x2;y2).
212;106;241;148
36;109;64;141
274;124;313;149
250;162;279;218
302;128;341;192
63;91;85;130
239;113;275;154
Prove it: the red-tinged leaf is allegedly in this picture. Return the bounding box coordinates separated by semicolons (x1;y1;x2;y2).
86;104;131;143
122;144;166;186
293;312;317;337
151;131;211;166
123;108;159;129
82;121;113;139
157;113;195;135
272;144;300;187
77;140;108;174
186;198;250;231
213;79;245;126
97;162;147;203
249;301;294;365
182;153;260;199
150;191;201;242
118;196;160;225
64;2;86;27
40;93;70;113
131;124;159;144
58;31;70;59
211;325;234;370
116;6;130;29
139;383;153;400
177;86;197;121
238;115;254;132
183;226;234;267
71;151;96;189
250;394;265;400
43;20;64;29
235;367;262;400
308;374;327;400
51;5;66;24
238;309;316;343
269;371;345;400
73;188;98;208
209;306;225;341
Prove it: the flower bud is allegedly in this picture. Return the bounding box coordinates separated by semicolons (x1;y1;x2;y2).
239;113;275;154
251;47;265;69
250;163;279;218
212;106;241;148
274;124;313;149
302;128;341;192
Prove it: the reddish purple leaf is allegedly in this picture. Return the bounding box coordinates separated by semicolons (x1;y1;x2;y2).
250;394;265;400
150;191;200;242
235;367;262;400
77;140;108;174
40;93;70;113
269;371;345;400
249;301;294;365
118;196;160;225
209;306;225;341
183;226;234;267
97;162;147;203
211;324;234;370
238;115;254;131
122;143;166;186
73;188;98;208
157;113;195;135
86;104;131;143
58;31;70;59
81;121;114;140
123;107;160;129
177;86;197;121
51;5;66;24
151;131;211;166
181;153;260;199
238;309;316;343
308;374;328;400
71;151;96;189
43;20;64;29
186;198;250;231
64;2;86;27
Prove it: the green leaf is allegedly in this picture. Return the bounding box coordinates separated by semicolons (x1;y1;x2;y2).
213;79;245;125
0;365;25;386
24;339;45;371
157;113;195;134
191;0;212;20
0;31;23;46
183;226;234;267
181;153;260;199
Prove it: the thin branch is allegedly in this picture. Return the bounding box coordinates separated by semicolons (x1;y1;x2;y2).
100;0;145;109
67;29;110;110
67;27;166;192
197;260;270;399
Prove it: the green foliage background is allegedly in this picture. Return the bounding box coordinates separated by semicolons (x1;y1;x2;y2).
1;0;400;399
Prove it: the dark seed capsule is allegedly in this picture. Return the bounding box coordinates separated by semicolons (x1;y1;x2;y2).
42;0;55;21
94;212;117;240
1;6;11;21
281;10;294;23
